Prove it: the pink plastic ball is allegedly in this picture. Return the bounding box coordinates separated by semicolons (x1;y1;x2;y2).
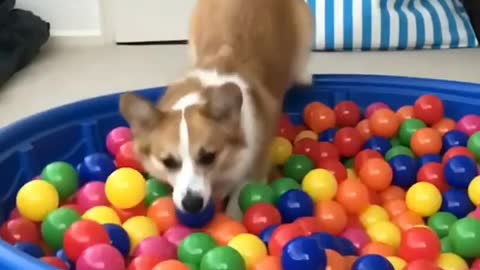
106;127;133;156
133;236;177;261
472;258;480;268
456;115;480;136
366;102;390;118
76;182;109;212
341;226;371;250
76;244;125;270
470;207;480;220
164;225;194;247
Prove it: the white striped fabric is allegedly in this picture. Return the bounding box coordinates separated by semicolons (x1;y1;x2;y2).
307;0;479;51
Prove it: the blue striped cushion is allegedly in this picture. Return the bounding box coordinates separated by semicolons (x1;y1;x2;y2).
308;0;479;50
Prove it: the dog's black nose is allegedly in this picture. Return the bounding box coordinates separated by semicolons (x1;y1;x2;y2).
182;191;204;214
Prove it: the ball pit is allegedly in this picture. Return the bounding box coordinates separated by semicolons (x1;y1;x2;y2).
2;75;480;269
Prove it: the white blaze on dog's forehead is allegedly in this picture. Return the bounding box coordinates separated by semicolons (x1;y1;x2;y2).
171;92;204;111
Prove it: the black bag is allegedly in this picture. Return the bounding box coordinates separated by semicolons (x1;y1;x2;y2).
0;0;50;87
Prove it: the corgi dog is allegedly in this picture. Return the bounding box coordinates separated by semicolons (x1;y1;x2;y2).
120;0;313;218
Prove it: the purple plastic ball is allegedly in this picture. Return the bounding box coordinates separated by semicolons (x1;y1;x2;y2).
76;244;125;270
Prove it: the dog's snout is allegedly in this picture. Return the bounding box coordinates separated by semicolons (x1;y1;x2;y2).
181;190;204;214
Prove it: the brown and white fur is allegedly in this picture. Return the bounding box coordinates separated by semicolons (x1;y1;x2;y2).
120;0;313;218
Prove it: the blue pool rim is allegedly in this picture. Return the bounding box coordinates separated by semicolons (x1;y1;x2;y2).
1;74;480;269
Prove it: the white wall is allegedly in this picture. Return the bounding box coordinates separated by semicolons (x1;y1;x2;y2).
15;0;102;36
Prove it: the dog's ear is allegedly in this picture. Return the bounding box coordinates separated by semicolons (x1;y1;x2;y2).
119;93;163;134
202;82;243;122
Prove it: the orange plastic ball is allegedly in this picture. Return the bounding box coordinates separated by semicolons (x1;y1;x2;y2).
147;197;178;233
359;158;393;191
383;199;408;218
432;118;456;136
393;211;425;231
252;256;281;270
336;180;370;214
397;106;414;122
344;256;358;269
410;128;442;156
361;242;396;257
380;186;406;204
315;200;348;235
152;260;189;270
369;109;401;138
356;119;372;141
205;220;247;246
304;102;336;134
326;249;347;270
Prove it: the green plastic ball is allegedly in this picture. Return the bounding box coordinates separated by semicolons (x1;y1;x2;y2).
449;217;480;258
468;131;480;160
178;233;217;266
186;263;200;270
284;155;315;182
390;137;401;147
270;177;300;203
399;119;426;146
41;161;79;201
145;179;171;207
343;158;354;169
385;146;415;161
200;246;246;270
441;236;452;253
41;208;81;250
239;183;275;213
428;212;458;238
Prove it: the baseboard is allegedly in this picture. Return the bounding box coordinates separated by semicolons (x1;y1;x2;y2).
47;30;113;47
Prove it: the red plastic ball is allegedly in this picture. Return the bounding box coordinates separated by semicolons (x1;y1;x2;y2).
128;255;162;270
414;95;444;125
0;218;40;245
294;217;321;236
310;142;340;163
268;223;303;256
334;101;362;127
293;138;318;159
443;146;476;163
304;102;336;134
399;227;441;262
115;141;144;172
278;114;297;142
114;203;148;223
63;220;110;262
354;149;383;173
317;159;348;183
334;127;364;158
417;163;449;192
404;260;442;270
41;257;68;270
243;203;282;235
106;127;133;156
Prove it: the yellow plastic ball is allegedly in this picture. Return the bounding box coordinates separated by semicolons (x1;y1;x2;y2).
228;233;267;268
406;182;442;217
271;137;293;165
16;180;59;222
436;253;468;270
468;176;480;205
294;130;317;143
302;169;338;202
82;206;121;225
386;256;406;270
360;205;389;228
123;216;158;253
105;168;146;209
367;221;401;249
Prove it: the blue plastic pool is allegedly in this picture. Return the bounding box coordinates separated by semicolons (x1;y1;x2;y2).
1;74;480;269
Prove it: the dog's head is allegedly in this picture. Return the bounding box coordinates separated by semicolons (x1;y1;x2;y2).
119;80;246;214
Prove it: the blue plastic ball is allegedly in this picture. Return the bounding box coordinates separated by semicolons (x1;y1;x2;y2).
319;128;336;143
352;255;394;270
176;200;215;228
259;224;279;245
277;190;314;223
418;154;442;167
77;153;116;184
444;155;477;189
443;130;468;152
104;223;131;257
364;136;392;156
441;189;475;218
14;242;44;258
310;232;339;251
55;249;74;269
389;155;417;189
336;237;358;256
281;236;327;270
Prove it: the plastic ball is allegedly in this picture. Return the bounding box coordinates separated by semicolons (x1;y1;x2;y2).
385;145;415;161
164;225;193;247
364;136;392;156
366;221;401;249
82;206;121;225
176;199;215;228
277;190;314;223
293;138;317;158
17;180;59;222
128;255;162;270
336;180;370;214
369;109;400;138
0;217;40;245
295;130;317;143
204;218;247;246
243;203;281;235
468;176;480;205
404;259;441;270
387;256;407;270
354;149;383;173
334;101;362;127
153;260;190;270
443;130;468;151
41;161;79;201
393;211;425;231
357;119;372;141
228;233;267;268
77;153;116;183
315;200;348;235
76;181;109;214
302;169;337;202
389;155;417;189
352;254;394;270
200;246;246;270
42;208;81;250
334;127;364;157
360;205;389;228
399;227;441;262
361;242;395;257
417;162;449;192
133;236;176;261
310;142;340;163
284;155;315;182
418;154;442;167
436;253;469;270
147;197;178;233
449;217;480;258
396;105;414;122
115;203;148;223
145;179;171;207
122;216;159;253
116;141;144;172
63;220;111;261
399;119;427;147
432;118;456;136
41;256;68;270
55;249;73;269
294;216;321;236
413;95;444;125
456;114;480;137
427;212;458;238
178;233;217;266
383;199;407;218
105;168;146;209
317;159;347;183
271;137;293;165
106;126;133;155
410;128;442;156
103;224;130;257
468;131;480;160
441;236;452;253
76;243;125;270
366;102;390;118
341;226;371;250
281;236;327;270
304;102;336;134
268;223;303;256
239;183;275;213
406;182;442;217
443;146;476;163
359;158;393;191
14;242;45;258
270;177;300;203
441;189;474;218
259;225;278;245
444;155;477;189
319;128;337;143
336;236;360;256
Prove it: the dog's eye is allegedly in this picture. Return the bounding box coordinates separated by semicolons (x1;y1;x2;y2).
198;149;216;166
162;156;181;170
